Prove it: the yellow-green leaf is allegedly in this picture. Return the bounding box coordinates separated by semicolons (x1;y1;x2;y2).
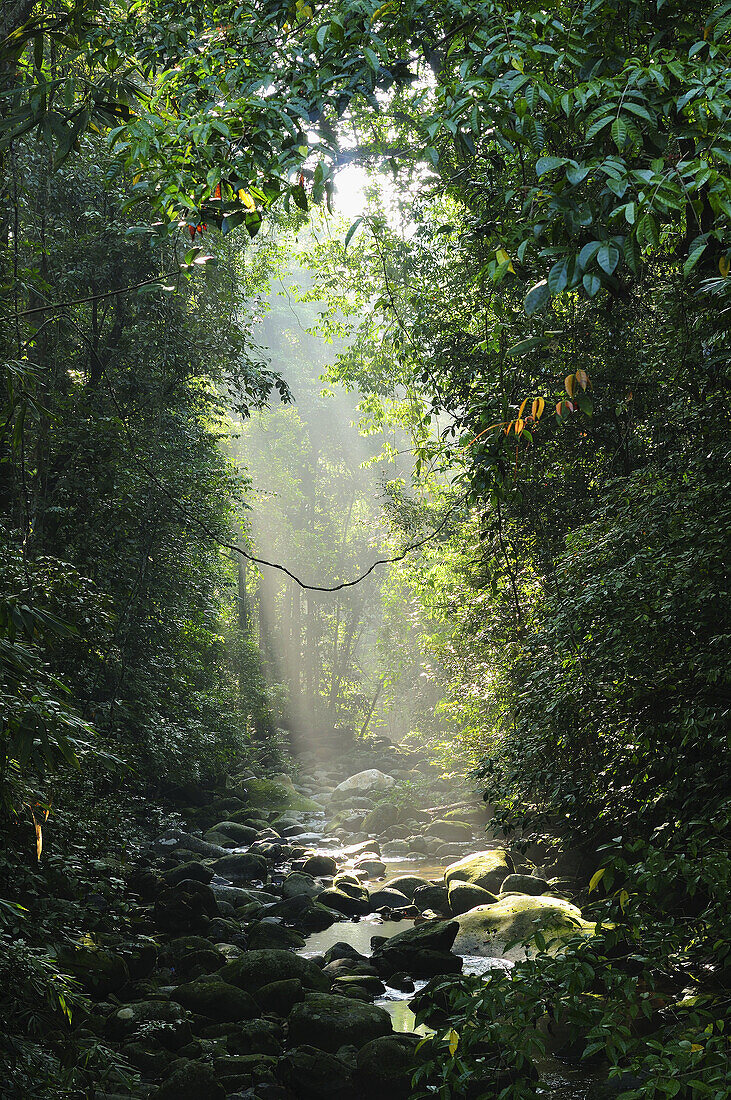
589;867;605;892
448;1029;459;1056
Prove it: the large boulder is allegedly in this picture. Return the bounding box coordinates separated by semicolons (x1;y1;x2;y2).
288;993;392;1052
444;850;514;894
331;770;396;801
447;881;498;915
208;821;260;845
56;944;129;996
500;873;551;896
171;977;258;1021
362;802;403;833
107;999;191;1044
302;853;338;876
383;875;432;900
154;1061;225;1100
318;888;370;916
426;819;473;843
240;777;323;813
453;895;597;960
218;949;330;993
413;884;450;913
278;1045;353;1098
163;861;213;886
371;919;462;979
356;1035;419;1098
282;871;322;899
211;852;268;883
153;879;218;933
162;935;224;976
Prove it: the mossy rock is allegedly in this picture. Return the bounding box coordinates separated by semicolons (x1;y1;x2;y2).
171;977;258;1022
243;777;323;813
288;993;392;1052
444;849;514;894
219;949;330;994
500;873;551;896
453;894;596;960
57;944;129;996
255;977;305;1015
278;1045;353;1098
154;1060;225;1100
448;880;498;915
356;1035;419;1097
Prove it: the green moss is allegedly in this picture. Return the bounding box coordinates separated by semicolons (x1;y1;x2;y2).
244;778;322;813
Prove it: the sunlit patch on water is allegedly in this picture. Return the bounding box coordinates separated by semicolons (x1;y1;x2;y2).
299;918;415;957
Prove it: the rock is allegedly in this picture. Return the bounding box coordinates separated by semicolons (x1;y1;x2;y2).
211;883;277;908
331;770;396;800
282;872;322;899
500;873;551;896
383;875;432;900
444;849;514;894
323;942;369;965
212;852;268;883
154;879;218;933
318;888;370;916
356;1035;419;1097
219;949;330;993
362;803;402;833
453;895;597;960
247;922;306;951
426;819;473;842
163;860;214;886
213;1052;278;1090
154;1060;225;1100
353;858;386;877
226;1018;283;1055
288;993;393;1052
209;821;260;845
371;920;462;979
118;938;158;980
242;777;323;813
56;944;129;996
297;903;339;932
341;840;380;857
369;888;411;911
166;830;229;858
448;881;498;915
333;973;386;998
107;999;190;1044
255;977;304;1015
163;935;224;976
172;977;258;1021
302;854;337;876
278;1045;353;1098
413;884;449;913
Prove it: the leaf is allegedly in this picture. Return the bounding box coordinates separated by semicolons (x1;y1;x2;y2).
565;374;576;398
611;117;629;149
238;189;256;210
578;241;601;270
448;1029;459;1056
532;397;545;420
344;216;363;251
576;370;589;391
548;257;570;294
515;418;525;435
496;247;516;273
589;867;606;892
597;242;620;274
525;279;550;315
518;397;530;418
566;163;591;185
291;183;308;212
583;273;601;297
535;156;568;178
719;255;730;277
684;237;707;275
